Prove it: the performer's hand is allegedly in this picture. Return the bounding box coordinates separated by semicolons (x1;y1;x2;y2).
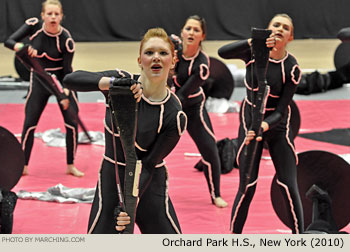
170;34;182;51
245;130;260;145
245;122;269;145
27;45;38;57
267;33;277;51
115;212;131;232
60;98;69;110
130;83;143;103
14;43;25;52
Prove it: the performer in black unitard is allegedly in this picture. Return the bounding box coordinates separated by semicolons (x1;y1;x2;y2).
170;15;227;208
63;28;187;234
218;14;304;233
4;0;83;177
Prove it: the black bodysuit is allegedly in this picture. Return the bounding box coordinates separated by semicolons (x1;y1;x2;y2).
63;69;187;234
218;40;304;234
4;18;78;165
170;47;223;201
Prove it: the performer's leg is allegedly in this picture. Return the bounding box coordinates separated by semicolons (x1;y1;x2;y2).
60;91;83;177
185;102;227;207
21;80;50;175
88;159;122;234
230;124;263;233
136;166;181;234
268;132;304;234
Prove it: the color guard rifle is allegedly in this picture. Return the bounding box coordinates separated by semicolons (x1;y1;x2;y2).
15;45;92;142
108;78;142;234
242;28;271;187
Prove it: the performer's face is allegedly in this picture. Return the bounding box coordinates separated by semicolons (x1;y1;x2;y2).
138;37;175;79
181;19;205;49
41;4;63;31
268;16;294;48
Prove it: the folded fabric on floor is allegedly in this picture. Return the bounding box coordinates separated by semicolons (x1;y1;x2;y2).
34;128;105;147
16;184;95;203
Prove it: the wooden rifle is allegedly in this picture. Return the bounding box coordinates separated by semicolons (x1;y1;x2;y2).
15;45;92;142
242;28;271;187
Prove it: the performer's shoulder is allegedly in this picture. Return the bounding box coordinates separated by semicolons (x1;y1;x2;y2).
25;17;40;26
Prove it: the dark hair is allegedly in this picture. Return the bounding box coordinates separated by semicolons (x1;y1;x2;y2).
184;15;207;36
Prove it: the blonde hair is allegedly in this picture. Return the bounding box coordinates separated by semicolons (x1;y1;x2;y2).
139;28;175;57
42;0;63;13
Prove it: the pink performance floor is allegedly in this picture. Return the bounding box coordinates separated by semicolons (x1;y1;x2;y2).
0;99;349;234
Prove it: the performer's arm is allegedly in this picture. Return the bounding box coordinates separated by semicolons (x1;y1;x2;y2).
264;64;301;129
4;18;38;51
175;73;205;102
140;112;187;191
218;39;252;61
63;70;122;91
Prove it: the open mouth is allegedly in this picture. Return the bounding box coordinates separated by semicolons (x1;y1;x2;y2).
151;64;162;71
187;37;194;42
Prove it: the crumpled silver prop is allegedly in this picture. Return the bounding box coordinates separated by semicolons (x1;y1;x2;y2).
16;183;95;203
34;128;105;147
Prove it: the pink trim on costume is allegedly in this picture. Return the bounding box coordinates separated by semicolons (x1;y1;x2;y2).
87;159;104;234
36;52;63;61
269;52;289;63
51;74;63;93
245;96;275;111
262;85;270;114
281;60;286;84
172;91;182;106
104;119;120;137
269;93;279;98
202;159;216;200
177;111;187;136
25;17;39;26
65;123;77;157
199;90;216;141
103;155;125;166
230;179;258;232
71;91;79;110
29;27;44;41
25;71;34;107
135;142;147;152
56;36;61;53
172;76;181;88
115;68;126;77
181;48;200;61
45;67;63;71
164;165;181;233
187;88;202;98
22;125;37;150
246;59;254;67
157;104;164;133
42;23;63;37
141;89;171;105
155;161;166;168
291;65;302;85
199;64;209;80
244;78;258;91
65;38;75;53
285;105;299;164
236;99;248;167
276;179;300;233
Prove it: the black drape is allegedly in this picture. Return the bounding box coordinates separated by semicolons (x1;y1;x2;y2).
1;0;350;42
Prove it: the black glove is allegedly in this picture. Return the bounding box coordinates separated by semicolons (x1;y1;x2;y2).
110;77;139;89
169;34;183;52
